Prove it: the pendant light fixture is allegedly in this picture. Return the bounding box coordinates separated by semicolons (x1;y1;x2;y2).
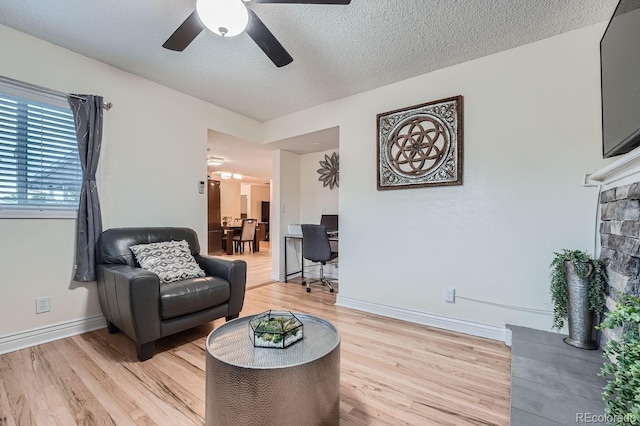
196;0;249;37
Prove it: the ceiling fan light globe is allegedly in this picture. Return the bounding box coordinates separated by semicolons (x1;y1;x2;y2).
196;0;248;38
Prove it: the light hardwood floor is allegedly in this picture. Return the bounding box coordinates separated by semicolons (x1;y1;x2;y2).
211;241;274;289
0;283;511;425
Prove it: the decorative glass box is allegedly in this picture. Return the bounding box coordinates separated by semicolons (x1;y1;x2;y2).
249;310;304;348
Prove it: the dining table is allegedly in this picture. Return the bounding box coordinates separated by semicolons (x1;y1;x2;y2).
222;226;260;255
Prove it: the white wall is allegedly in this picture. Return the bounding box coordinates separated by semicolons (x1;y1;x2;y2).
0;24;261;340
0;20;614;346
241;195;248;215
271;150;301;281
220;179;242;222
267;148;341;281
300;149;339;224
250;185;270;222
264;23;609;333
241;183;252;196
297;149;340;280
240;183;251;219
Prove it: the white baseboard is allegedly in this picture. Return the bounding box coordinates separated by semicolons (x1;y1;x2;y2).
504;328;513;347
0;315;106;355
273;272;293;282
335;296;507;343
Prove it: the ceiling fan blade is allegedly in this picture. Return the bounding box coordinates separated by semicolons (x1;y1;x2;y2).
253;0;350;3
162;11;205;51
246;10;293;68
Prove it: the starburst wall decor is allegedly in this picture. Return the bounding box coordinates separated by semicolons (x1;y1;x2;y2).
317;152;339;190
377;96;463;190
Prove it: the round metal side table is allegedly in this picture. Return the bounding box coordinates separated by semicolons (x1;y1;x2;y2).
205;313;341;426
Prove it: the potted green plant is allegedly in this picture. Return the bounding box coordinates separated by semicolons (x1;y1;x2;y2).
598;294;640;424
549;249;607;349
222;216;231;227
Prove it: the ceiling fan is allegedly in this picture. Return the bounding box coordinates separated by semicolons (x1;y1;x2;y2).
163;0;351;68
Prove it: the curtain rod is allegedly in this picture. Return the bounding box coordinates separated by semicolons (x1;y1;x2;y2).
0;75;112;110
67;93;112;111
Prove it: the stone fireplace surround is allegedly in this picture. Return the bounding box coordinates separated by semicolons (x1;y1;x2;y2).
599;183;640;343
591;148;640;345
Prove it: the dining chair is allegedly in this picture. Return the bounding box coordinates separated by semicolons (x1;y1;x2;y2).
233;219;257;253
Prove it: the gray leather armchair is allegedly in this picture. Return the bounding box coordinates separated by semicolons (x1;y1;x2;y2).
96;227;247;361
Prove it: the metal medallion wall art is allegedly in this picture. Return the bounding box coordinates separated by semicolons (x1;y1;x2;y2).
317;151;339;190
377;96;463;190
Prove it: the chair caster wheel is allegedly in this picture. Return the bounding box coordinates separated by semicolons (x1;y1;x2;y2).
330;288;335;293
301;281;306;286
306;287;311;293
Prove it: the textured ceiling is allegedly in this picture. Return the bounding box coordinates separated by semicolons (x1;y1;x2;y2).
0;0;618;122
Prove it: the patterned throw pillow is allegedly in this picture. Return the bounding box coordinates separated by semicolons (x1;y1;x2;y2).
129;239;205;284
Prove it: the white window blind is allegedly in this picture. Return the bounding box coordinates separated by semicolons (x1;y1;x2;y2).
0;81;81;217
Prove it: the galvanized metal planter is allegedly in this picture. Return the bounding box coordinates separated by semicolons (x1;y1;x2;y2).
564;261;598;350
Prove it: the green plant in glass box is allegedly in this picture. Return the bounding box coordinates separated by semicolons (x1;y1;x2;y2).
249;310;303;348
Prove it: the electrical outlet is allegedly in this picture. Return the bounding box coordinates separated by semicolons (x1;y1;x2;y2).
36;296;50;314
444;287;456;303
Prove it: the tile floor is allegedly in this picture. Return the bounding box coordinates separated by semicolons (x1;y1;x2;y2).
509;325;608;425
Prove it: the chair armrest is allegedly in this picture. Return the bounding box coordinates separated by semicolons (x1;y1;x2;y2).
96;264;161;345
195;255;247;316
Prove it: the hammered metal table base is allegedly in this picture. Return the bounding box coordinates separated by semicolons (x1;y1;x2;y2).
563;337;598;350
205;314;341;426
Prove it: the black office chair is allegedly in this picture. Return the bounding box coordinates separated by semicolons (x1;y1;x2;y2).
301;224;338;293
233;219;257;253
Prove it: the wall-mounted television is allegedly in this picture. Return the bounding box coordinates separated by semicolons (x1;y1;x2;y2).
601;0;640;158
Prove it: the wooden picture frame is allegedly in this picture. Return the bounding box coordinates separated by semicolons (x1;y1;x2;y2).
377;95;463;190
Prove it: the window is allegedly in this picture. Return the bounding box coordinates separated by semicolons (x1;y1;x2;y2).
0;78;81;218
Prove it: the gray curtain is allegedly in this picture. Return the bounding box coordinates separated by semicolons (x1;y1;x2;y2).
68;95;103;282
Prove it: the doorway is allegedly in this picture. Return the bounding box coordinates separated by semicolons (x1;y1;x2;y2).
207;179;223;254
